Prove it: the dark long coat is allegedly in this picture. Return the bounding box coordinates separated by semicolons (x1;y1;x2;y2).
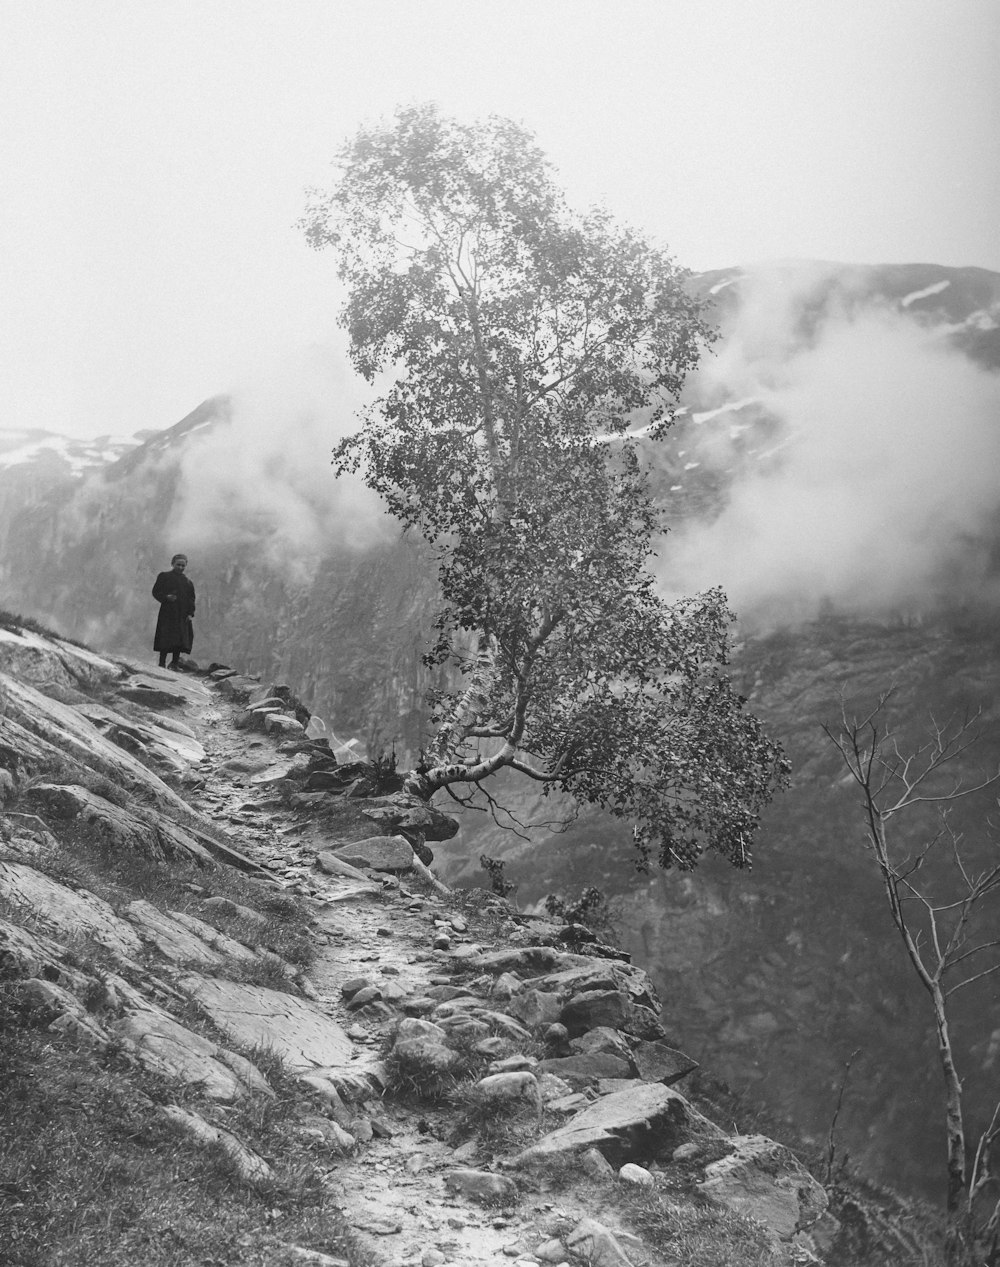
152;571;196;653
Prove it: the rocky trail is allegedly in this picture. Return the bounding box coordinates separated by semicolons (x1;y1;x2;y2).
0;630;842;1267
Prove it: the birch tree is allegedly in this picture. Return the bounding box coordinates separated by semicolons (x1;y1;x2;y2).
303;104;787;869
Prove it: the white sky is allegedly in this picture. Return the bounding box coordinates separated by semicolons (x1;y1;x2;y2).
1;0;998;440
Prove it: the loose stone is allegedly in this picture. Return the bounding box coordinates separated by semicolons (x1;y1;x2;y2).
619;1162;655;1187
346;985;382;1009
442;1169;518;1203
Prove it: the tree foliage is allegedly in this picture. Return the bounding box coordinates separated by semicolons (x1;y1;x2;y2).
303;103;787;869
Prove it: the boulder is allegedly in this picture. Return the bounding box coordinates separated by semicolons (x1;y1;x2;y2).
474;1071;541;1110
697;1134;829;1241
569;1026;632;1062
442;1169;517;1202
507;988;563;1029
632;1039;698;1085
436;1013;490;1041
490;971;522;1000
316;852;371;882
340;976;376;999
544;1023;569;1049
330;835;414;872
630;1004;666;1040
249;754;311;784
215;675;263;703
362;793;459;842
619;1163;655;1187
536;1052;632;1085
579;1147;615;1179
346;985;381;1010
265;713;305;737
533;961;660;1008
310;1059;387;1101
565;1218;637;1267
304;770;346;791
487;1054;538;1074
463;1009;531;1042
392;1016;457;1076
394;1034;458;1075
514;1082;722;1167
559;989;633;1036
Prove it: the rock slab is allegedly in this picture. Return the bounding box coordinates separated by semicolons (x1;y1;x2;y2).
330;835;414;872
180;973;352;1072
698;1134;829;1240
514;1081;719;1167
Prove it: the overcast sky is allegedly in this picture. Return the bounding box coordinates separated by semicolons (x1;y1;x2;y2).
2;0;998;441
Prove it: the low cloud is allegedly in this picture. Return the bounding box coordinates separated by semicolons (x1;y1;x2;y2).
659;267;1000;624
168;343;392;579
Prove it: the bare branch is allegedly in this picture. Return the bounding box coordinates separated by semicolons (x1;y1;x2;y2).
945;962;1000;998
948;939;1000;970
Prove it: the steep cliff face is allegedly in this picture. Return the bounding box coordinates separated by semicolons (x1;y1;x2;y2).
1;260;999;1208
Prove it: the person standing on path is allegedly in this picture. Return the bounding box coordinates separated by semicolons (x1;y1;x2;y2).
152;553;195;670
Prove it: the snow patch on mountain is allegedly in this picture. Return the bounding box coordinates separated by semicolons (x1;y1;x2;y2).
691;398;760;426
0;430;140;476
900;279;950;307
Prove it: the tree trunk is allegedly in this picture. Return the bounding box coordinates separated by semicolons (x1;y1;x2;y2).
433;634;493;761
933;981;969;1247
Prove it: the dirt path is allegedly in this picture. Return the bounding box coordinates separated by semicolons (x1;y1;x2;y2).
174;674;608;1267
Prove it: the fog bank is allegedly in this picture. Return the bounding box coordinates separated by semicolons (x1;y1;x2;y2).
659;267;1000;623
168;345;391;579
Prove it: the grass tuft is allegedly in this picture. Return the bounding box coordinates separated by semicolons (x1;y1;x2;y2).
621;1186;785;1266
0;608;90;650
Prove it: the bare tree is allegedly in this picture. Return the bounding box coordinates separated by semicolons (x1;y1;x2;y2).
825;692;1000;1263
